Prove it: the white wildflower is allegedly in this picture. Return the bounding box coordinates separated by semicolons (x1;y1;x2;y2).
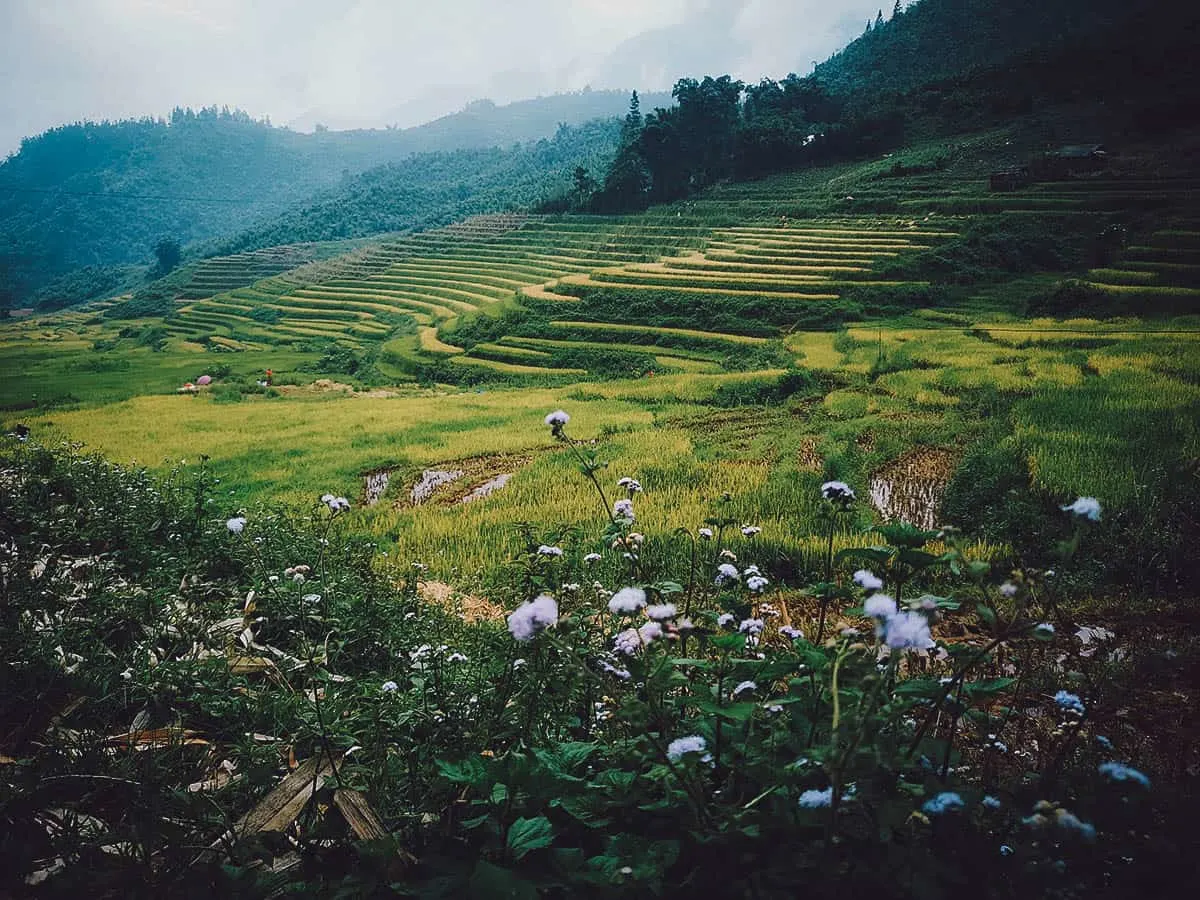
741;525;762;537
613;499;635;521
226;516;246;534
821;481;855;504
608;587;647;615
884;611;934;650
864;594;898;620
380;680;399;693
646;603;677;621
739;618;765;636
999;581;1019;598
507;594;559;642
1054;690;1085;716
1098;761;1150;788
698;527;713;539
638;621;663;644
853;569;884;592
666;735;711;764
1061;496;1101;521
613;628;641;656
537;545;564;557
923;792;965;815
584;552;602;563
732;680;757;697
717;613;735;628
798;787;833;808
544;410;570;429
780;625;803;640
715;563;740;585
617;477;643;494
746;575;769;593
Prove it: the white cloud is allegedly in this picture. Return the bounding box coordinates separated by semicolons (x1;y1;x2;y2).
1;0;879;154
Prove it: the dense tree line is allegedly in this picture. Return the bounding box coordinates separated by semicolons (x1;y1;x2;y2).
552;76;901;214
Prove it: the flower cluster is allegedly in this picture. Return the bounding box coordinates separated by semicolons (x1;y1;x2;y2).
617;476;642;495
666;735;712;764
1061;496;1102;521
1054;690;1086;717
608;587;647;614
1098;761;1150;788
922;792;964;816
798;787;833;809
820;480;855;506
613;498;635;522
507;594;559;642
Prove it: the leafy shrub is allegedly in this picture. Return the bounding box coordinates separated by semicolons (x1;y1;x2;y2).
0;433;1190;899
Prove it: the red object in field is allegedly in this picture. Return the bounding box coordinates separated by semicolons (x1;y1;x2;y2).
265;369;273;385
196;375;212;385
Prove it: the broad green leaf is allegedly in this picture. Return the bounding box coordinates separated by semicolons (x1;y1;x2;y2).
436;756;487;786
507;815;555;860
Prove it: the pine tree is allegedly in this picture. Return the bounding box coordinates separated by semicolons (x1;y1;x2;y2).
620;91;643;146
893;0;902;18
876;9;885;28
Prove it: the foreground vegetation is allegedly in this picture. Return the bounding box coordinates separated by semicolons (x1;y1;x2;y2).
1;435;1195;897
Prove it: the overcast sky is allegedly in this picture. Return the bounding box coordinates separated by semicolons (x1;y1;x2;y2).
1;0;882;155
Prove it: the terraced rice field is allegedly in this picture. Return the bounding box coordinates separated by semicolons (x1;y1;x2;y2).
98;168;1200;383
1083;226;1200;310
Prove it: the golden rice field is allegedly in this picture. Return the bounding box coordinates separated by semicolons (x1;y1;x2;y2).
5;158;1200;584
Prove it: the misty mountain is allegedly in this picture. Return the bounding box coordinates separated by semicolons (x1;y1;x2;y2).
0;90;661;306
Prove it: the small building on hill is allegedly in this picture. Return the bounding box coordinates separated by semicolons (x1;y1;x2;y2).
989;167;1032;192
1034;144;1110;180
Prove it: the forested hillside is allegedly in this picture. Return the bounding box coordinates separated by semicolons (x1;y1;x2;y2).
574;0;1200;214
209;119;622;256
0;91;661;307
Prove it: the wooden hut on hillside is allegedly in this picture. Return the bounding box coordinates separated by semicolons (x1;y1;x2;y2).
1034;144;1109;180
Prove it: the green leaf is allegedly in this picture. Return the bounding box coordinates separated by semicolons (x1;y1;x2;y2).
836;547;891;565
963;677;1017;698
436;756;487;786
896;548;941;570
652;580;684;595
490;782;509;804
711;633;747;652
976;603;997;629
915;593;959;611
507;816;555;860
894;679;945;701
555;741;599;770
691;697;758;722
671;658;713;669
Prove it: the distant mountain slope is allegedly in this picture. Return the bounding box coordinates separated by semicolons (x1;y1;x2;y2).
204;119;623;256
0;90;660;306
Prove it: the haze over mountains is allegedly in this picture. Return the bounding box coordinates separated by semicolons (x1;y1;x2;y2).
0;0;877;157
